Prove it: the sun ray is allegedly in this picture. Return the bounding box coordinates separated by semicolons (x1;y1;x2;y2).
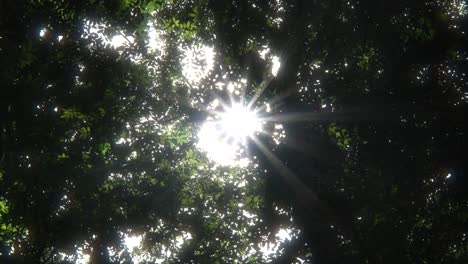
252;137;318;201
251;136;319;207
247;76;274;110
261;108;386;123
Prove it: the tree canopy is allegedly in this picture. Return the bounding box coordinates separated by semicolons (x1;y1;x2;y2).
1;0;467;263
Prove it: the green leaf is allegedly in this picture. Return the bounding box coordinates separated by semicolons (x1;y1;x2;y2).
57;153;69;160
78;126;91;139
100;143;111;156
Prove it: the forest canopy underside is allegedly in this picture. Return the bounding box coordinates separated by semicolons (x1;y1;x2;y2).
1;0;468;263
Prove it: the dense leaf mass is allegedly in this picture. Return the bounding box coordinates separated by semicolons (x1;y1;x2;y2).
1;0;468;263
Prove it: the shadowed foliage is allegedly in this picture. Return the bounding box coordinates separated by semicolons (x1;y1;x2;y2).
1;0;467;263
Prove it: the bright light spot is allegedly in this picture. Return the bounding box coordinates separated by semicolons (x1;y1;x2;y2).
211;98;220;108
39;28;47;37
220;103;261;144
76;246;90;264
446;173;452;179
116;137;126;144
276;228;292;241
82;20;134;49
259;241;280;258
227;82;235;92
128;151;138;160
259;46;270;59
215;81;225;90
197;102;262;166
274;0;285;12
198;121;239;166
121;232;151;264
147;21;165;54
272;56;281;76
272;124;286;145
175;231;192;248
272;17;283;27
124;234;142;253
258;48;282;77
242;210;257;219
257;227;296;261
181;44;215;86
110;35;128;47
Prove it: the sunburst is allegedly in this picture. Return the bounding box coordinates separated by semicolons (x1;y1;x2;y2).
197;97;263;167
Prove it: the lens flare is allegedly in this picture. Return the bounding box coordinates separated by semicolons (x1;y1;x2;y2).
219;103;261;145
197;102;262;166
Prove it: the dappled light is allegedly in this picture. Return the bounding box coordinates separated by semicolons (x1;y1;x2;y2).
271;55;281;76
181;44;215;87
3;0;468;263
82;20;135;49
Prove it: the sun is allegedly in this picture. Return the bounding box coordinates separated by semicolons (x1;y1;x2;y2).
219;103;261;145
197;101;262;167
